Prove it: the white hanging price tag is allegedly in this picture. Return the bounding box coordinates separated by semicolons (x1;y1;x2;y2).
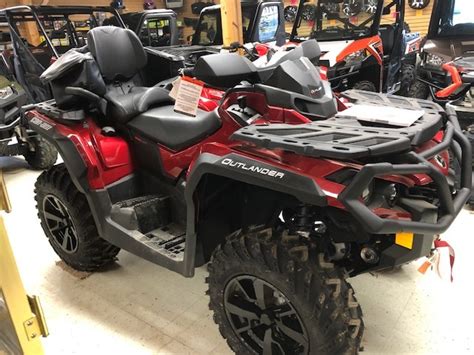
173;76;204;117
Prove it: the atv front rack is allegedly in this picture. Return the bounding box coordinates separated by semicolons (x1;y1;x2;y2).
233;93;472;235
232;91;445;160
336;103;471;235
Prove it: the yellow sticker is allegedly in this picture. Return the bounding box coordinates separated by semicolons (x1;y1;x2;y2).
330;19;336;26
395;232;414;249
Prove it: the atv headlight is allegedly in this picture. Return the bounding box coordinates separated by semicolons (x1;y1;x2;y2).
425;53;445;67
343;49;367;65
383;183;399;207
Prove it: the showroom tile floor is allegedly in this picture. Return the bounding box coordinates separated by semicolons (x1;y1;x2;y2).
2;156;474;355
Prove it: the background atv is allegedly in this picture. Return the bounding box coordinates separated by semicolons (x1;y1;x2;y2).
144;0;286;76
104;9;180;47
290;0;421;94
408;0;474;207
27;26;471;354
0;29;55;168
0;5;135;168
408;0;474;115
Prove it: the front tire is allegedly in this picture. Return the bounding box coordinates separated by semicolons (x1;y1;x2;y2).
24;136;58;170
352;80;376;92
407;80;430;100
207;227;364;355
399;64;416;96
35;164;120;271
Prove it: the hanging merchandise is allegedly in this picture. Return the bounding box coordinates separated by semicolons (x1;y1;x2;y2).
342;0;362;17
144;0;156;10
302;4;317;21
408;0;430;10
363;0;378;14
283;6;298;23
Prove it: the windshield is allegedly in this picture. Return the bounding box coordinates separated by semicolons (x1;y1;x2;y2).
291;0;381;42
431;0;474;37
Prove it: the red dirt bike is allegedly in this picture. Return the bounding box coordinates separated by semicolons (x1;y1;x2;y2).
26;27;471;354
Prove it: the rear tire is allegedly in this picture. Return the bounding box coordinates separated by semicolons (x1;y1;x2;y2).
35;164;120;271
207;227;364;355
407;80;430;100
352;80;376;92
24;136;58;170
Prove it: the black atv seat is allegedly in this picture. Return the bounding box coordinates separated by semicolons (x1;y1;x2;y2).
127;105;221;151
379;24;395;56
106;86;173;123
87;26;173;122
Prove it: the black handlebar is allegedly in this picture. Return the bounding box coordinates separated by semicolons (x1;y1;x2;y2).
181;67;194;77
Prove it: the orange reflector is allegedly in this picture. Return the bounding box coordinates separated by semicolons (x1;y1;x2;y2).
395;232;414;249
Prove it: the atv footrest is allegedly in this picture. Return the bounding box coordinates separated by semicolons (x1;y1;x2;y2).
143;224;186;261
111;194;170;234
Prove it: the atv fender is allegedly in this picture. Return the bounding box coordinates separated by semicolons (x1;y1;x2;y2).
27;115;89;193
183;152;327;273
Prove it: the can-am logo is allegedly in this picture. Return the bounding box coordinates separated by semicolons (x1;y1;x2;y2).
221;158;285;179
310;86;322;96
30;117;53;131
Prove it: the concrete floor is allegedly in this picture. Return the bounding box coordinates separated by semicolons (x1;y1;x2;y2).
2;156;474;355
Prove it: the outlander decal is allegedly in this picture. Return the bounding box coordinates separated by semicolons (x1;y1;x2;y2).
221;158;285;179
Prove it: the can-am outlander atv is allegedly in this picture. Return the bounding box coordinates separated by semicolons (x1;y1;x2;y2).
28;26;471;354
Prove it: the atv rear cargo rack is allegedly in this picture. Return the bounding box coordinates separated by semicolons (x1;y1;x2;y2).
232;90;445;160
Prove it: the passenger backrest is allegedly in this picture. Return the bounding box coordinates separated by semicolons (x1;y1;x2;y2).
87;26;148;83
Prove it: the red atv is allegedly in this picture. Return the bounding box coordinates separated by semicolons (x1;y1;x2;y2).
27;27;471;354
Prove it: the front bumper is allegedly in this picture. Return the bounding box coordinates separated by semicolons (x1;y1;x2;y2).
338;106;472;236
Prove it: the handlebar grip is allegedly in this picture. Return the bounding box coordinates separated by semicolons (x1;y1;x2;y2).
181;67;194;77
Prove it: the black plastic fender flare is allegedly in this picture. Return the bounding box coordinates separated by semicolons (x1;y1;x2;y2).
182;152;327;274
